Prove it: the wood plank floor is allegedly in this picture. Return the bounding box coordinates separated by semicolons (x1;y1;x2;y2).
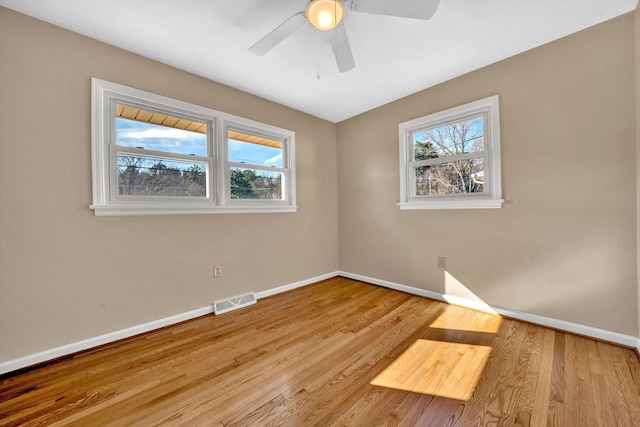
1;277;639;426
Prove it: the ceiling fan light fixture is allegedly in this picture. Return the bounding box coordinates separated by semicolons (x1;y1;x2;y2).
306;0;345;31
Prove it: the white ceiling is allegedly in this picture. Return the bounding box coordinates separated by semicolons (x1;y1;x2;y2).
1;0;637;123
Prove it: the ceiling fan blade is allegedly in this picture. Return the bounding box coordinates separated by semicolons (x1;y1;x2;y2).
249;11;307;56
351;0;440;20
329;23;355;73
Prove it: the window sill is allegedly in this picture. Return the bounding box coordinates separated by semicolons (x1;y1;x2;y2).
398;197;503;210
90;204;298;216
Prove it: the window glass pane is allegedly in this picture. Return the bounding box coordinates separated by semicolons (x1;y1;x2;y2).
415;157;484;196
116;104;207;156
117;153;207;197
228;130;283;167
230;167;282;200
413;115;484;160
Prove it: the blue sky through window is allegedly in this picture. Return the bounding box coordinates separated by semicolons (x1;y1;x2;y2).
413;115;484;157
116;119;282;167
228;139;282;167
116;118;206;156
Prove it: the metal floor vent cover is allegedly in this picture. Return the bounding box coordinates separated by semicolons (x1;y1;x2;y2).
213;292;256;315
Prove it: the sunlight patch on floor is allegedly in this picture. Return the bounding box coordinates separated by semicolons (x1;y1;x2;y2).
430;305;502;334
371;339;492;400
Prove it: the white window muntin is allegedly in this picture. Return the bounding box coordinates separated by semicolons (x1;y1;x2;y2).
91;78;296;215
398;95;502;210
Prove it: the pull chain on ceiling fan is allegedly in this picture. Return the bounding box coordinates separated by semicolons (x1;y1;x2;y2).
308;0;343;79
248;0;440;73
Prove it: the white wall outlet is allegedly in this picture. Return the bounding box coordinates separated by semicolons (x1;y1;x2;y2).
437;257;446;269
213;266;222;278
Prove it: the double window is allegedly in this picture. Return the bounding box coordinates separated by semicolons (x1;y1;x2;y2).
91;78;296;215
398;95;502;210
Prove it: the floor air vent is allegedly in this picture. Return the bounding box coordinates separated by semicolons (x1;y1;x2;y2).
213;293;256;315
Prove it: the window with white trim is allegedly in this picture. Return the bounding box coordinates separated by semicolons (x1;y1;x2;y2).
398;95;502;210
91;78;296;216
224;125;291;204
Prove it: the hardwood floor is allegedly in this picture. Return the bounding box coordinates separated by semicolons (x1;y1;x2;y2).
1;277;639;426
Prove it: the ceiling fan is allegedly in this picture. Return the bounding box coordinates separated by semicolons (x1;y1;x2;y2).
248;0;440;73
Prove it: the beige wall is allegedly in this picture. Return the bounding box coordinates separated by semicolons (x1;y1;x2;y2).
337;13;638;336
636;3;640;337
0;8;339;362
1;6;639;367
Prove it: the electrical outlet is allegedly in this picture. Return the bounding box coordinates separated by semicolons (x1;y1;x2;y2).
213;266;222;278
437;257;446;269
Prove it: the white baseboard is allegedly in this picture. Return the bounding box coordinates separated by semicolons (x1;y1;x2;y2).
339;271;640;352
0;272;339;376
255;271;338;299
2;270;637;375
0;305;213;376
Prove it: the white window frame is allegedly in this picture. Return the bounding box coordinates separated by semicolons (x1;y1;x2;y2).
91;78;296;216
222;122;293;207
398;95;503;210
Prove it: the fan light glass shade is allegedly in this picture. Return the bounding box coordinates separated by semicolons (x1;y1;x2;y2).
306;0;345;31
